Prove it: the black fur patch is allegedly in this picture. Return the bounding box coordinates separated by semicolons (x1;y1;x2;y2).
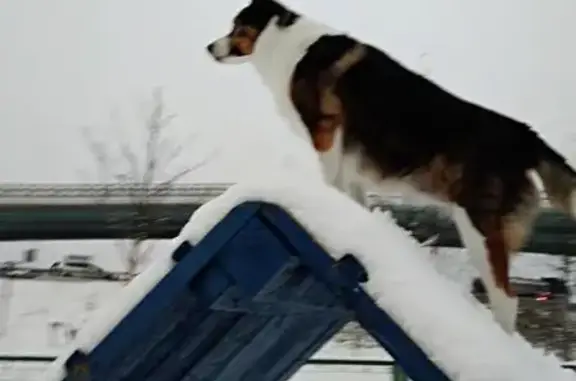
276;10;299;28
291;33;574;234
293;35;356;80
290;35;356;135
234;0;300;31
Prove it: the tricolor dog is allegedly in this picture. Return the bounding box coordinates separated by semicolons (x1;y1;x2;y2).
206;0;576;334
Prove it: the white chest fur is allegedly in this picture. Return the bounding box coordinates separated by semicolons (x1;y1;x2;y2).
250;17;344;181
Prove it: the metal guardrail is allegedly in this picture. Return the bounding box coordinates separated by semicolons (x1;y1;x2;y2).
377;204;576;255
0;183;231;194
0;183;232;205
0;183;572;255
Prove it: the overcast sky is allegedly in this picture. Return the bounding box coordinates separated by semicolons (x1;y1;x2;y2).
1;0;575;185
1;0;576;266
1;1;576;352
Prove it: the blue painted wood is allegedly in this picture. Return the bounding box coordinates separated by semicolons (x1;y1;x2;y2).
215;216;294;298
63;203;261;381
64;350;90;381
209;272;342;381
62;201;450;381
171;240;193;262
260;204;451;381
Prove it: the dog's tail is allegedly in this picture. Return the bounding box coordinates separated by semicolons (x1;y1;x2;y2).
535;142;576;216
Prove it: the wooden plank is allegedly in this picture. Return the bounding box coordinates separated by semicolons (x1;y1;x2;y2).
260;204;451;381
57;202;356;381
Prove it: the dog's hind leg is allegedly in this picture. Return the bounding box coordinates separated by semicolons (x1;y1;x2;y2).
452;195;537;334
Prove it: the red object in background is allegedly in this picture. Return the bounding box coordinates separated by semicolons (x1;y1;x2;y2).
536;292;552;302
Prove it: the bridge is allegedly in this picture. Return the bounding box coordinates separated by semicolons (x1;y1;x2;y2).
0;183;574;255
0;183;225;240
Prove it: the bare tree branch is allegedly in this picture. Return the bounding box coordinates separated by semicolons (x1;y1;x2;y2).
150;145;222;199
83;87;215;276
82;127;114;183
157;141;184;173
119;142;141;183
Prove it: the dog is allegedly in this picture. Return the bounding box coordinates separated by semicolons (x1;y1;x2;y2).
206;0;576;334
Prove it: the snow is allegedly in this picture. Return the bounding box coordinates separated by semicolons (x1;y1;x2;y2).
0;280;122;355
178;180;576;381
38;243;181;381
0;361;47;381
5;361;395;381
0;242;568;357
37;173;576;381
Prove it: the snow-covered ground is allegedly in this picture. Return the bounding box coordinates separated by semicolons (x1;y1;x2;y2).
0;246;564;356
0;220;571;380
0;170;572;380
0;362;395;381
0;362;46;381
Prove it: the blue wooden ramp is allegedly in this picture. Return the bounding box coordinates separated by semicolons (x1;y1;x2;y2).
62;202;451;381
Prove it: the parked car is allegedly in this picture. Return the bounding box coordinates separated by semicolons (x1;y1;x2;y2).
0;261;37;279
50;255;117;280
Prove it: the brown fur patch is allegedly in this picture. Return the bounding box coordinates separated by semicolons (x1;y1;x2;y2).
290;77;342;152
502;219;529;255
411;155;463;201
290;44;366;153
314;87;343;152
314;119;339;152
230;25;260;55
461;178;539;298
473;199;537;297
537;160;575;214
473;216;514;296
502;195;538;255
487;216;532;296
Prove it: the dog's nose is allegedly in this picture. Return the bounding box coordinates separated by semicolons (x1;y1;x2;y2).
206;43;223;62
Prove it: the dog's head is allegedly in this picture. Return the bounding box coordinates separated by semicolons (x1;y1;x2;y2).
206;0;300;64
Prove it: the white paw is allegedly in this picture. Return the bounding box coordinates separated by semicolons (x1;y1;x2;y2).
490;291;519;334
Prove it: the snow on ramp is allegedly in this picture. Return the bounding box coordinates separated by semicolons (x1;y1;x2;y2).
180;181;575;381
40;178;575;381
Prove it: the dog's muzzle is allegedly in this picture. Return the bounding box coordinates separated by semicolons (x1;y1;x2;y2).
206;37;231;62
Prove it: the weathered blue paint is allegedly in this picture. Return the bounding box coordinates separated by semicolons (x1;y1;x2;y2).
63;202;450;381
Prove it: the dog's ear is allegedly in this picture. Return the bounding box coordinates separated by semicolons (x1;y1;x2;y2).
276;10;299;28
